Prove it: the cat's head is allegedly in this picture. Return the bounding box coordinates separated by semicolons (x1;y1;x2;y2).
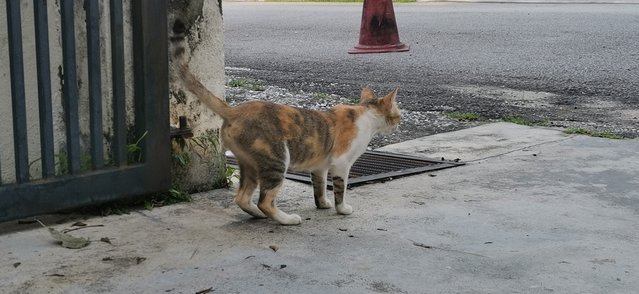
360;87;401;133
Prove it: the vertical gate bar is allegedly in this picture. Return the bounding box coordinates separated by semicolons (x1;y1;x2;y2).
34;0;56;178
6;0;30;183
110;0;127;166
132;0;146;162
132;0;171;185
86;0;104;169
61;0;81;174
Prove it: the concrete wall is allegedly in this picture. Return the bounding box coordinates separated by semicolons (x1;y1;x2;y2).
168;0;227;192
0;1;225;192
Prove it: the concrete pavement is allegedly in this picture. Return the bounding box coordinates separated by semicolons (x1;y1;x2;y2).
1;123;638;293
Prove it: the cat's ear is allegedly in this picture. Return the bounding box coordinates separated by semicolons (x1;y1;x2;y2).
380;88;399;109
360;87;376;103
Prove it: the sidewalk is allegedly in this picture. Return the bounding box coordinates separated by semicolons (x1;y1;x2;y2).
2;123;638;293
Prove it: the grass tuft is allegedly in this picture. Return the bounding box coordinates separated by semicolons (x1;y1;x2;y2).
227;78;266;91
448;112;481;121
502;116;533;126
563;128;622;139
313;92;331;100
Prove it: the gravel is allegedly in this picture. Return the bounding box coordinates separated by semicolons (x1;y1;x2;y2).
225;74;482;149
225;68;638;149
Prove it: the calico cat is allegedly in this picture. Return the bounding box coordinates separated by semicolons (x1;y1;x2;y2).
172;31;400;226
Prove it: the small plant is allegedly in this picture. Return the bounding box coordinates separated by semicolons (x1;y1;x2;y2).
448;112;481;121
127;131;148;163
502;116;551;127
100;204;129;216
191;130;222;155
172;151;191;167
96;186;192;213
53;151;92;176
225;165;239;185
54;152;68;176
563;128;622;139
145;188;191;209
227;78;265;91
143;200;154;211
165;188;192;203
313;92;331;100
502;116;533;126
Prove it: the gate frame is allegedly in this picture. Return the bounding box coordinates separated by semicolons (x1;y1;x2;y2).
0;0;171;222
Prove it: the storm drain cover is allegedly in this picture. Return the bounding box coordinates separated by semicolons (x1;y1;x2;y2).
226;150;463;189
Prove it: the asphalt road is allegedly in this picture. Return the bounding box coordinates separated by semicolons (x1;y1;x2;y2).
222;2;639;142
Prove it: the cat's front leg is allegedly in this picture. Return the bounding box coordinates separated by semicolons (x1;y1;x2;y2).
330;166;353;215
311;169;332;209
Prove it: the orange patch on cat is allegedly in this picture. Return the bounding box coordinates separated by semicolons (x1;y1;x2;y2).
292;135;324;169
276;106;302;137
232;101;265;118
303;134;321;152
251;138;273;156
331;106;365;156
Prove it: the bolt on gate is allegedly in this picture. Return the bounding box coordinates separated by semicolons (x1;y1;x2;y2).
0;0;171;222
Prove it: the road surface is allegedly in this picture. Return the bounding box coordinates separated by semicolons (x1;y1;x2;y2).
222;2;639;145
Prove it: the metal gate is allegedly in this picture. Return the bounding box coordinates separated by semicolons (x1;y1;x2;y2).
0;0;170;222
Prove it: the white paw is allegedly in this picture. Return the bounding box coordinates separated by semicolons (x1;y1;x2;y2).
336;203;353;215
273;212;302;225
280;214;302;225
317;198;333;209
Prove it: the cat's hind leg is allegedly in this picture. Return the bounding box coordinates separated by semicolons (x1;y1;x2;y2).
235;163;266;218
257;169;302;225
311;169;332;209
330;165;353;215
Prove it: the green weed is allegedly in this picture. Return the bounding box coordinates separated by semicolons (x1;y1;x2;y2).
502;116;534;126
502;116;551;127
313;93;331;100
172;151;191;167
97;186;192;214
448;112;481;121
100;204;130;216
563;128;622;139
53;151;92;176
225;165;240;185
127;131;148;163
227;79;266;91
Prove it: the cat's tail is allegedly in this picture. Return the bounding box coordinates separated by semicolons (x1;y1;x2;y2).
170;19;231;120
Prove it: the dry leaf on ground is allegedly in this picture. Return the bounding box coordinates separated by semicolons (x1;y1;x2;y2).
36;219;90;249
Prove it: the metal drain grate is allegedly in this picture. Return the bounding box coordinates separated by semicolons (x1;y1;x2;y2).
226;150;463;188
